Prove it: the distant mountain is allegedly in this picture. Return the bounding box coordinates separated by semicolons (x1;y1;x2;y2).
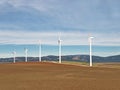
0;55;120;63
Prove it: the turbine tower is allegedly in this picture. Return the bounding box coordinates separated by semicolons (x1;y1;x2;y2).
89;36;94;67
12;51;16;63
58;33;62;63
25;48;28;62
39;40;42;62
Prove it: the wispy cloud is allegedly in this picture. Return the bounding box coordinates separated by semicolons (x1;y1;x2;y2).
1;0;120;31
0;30;85;45
0;30;119;46
0;0;120;46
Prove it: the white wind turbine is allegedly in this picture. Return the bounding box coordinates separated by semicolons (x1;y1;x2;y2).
58;33;62;63
39;40;42;62
12;51;16;63
25;48;28;62
88;36;94;67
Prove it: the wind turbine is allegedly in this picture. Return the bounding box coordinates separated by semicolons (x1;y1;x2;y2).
39;40;42;62
88;36;94;67
58;33;62;63
25;48;28;62
12;51;16;63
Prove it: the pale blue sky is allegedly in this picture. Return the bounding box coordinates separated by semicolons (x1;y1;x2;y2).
0;0;120;45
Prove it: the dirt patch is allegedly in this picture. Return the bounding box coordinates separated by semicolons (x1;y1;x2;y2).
0;62;120;90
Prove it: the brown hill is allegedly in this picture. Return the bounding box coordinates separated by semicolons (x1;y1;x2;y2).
0;62;120;90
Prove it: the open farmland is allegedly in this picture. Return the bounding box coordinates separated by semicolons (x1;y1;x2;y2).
0;62;120;90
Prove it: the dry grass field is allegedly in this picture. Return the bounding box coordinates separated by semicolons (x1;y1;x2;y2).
0;62;120;90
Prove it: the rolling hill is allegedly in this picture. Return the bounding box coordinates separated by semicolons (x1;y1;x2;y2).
0;55;120;63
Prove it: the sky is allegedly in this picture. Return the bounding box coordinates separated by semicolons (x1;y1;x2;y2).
0;0;120;45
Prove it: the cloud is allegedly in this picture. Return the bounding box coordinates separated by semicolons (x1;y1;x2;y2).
0;30;85;45
0;0;120;46
1;0;120;30
0;30;119;46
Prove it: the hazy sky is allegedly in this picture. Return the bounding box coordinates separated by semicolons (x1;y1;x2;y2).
0;0;120;45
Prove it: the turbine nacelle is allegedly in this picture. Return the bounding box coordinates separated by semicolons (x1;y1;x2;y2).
88;36;94;42
58;39;62;44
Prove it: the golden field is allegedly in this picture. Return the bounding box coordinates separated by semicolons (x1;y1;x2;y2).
0;62;120;90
